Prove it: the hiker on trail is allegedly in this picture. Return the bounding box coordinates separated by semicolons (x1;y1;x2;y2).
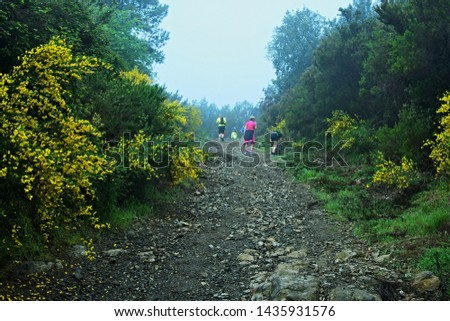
270;130;283;155
243;116;257;155
216;115;226;141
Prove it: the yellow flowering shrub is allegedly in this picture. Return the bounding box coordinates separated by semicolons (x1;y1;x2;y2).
170;142;204;185
183;104;203;133
159;99;188;133
114;131;203;185
372;151;415;189
116;130;157;177
326;110;361;149
113;68;189;136
120;68;152;85
102;69;202;196
0;38;112;252
271;119;287;133
424;92;450;175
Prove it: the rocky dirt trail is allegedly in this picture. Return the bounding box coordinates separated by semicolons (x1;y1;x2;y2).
3;142;431;301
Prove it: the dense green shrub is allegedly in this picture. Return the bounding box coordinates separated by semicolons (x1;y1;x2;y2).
377;107;433;168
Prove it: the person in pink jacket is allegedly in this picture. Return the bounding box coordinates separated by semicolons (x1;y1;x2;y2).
243;116;257;155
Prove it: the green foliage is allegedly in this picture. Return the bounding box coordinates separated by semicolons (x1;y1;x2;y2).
267;8;326;92
326;110;376;160
103;179;182;231
327;110;361;150
0;1;202;265
0;0;169;75
68;66;204;233
377;107;432;167
108;202;155;230
294;151;448;244
418;247;450;295
376;0;450;110
76;71;168;139
362;180;450;241
294;164;449;257
183;104;203;134
264;70;319;138
262;4;382;137
0;0;116;73
295;166;402;222
312;12;376;117
0;38;112;261
425;93;450;175
102;1;169;73
262;0;450;153
372;151;416;189
358;23;407;125
295;168;349;193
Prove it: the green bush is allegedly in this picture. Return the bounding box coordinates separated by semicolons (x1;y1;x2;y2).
418;247;450;296
376;107;432;168
364;180;450;240
295;168;349;193
108;202;155;230
418;247;450;275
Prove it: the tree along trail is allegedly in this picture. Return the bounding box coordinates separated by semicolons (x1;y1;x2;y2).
5;143;419;300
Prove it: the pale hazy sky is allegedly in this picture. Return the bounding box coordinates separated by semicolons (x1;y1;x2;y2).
154;0;352;107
